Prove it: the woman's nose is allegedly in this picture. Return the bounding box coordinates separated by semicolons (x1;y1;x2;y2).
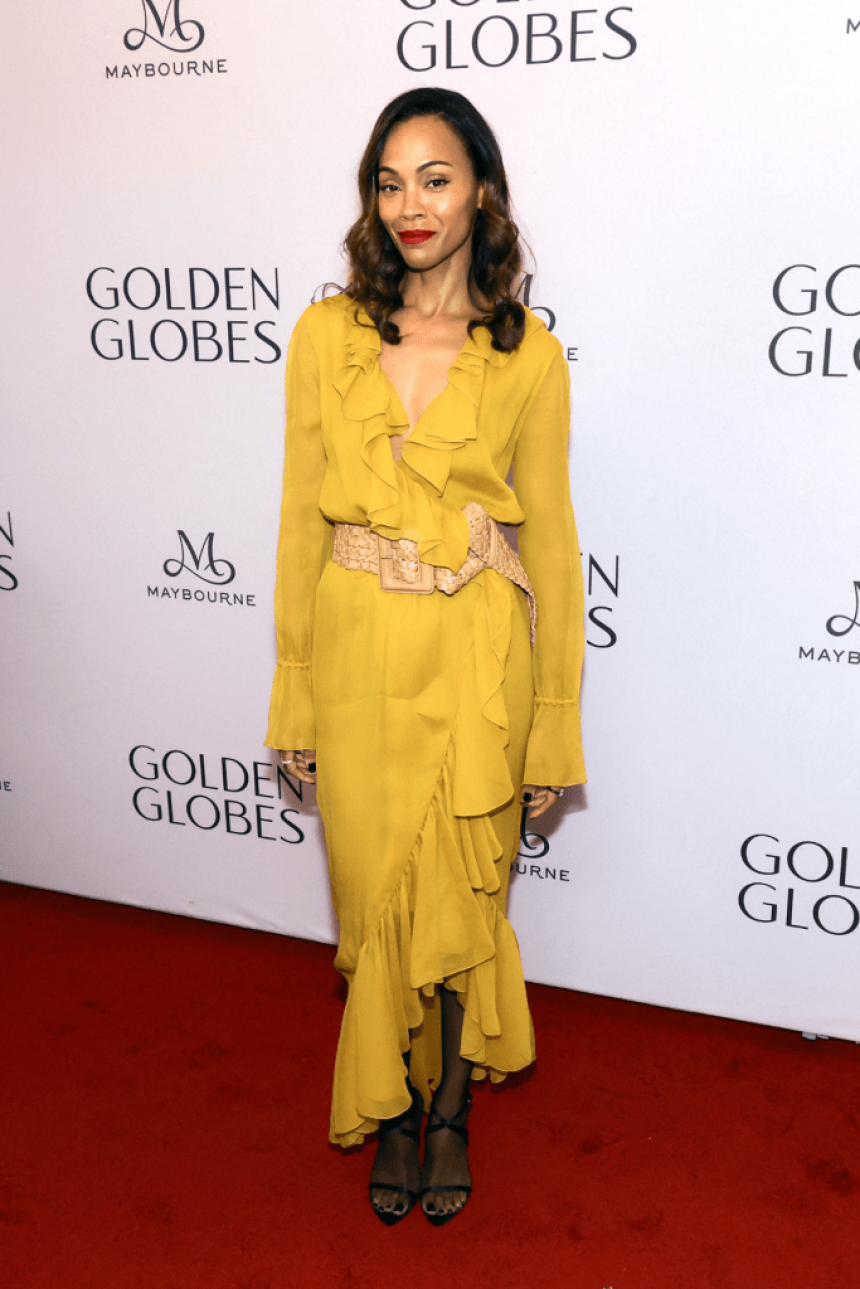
401;185;425;219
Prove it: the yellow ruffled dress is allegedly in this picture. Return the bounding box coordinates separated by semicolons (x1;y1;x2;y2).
265;293;586;1146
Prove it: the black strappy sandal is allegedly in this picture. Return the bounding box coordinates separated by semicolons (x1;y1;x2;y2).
368;1085;423;1226
418;1089;473;1226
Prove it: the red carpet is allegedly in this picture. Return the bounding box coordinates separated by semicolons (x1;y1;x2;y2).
1;880;857;1288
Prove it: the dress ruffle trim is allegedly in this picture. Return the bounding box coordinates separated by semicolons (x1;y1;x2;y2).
328;735;535;1148
330;298;523;573
328;571;531;1147
451;571;514;817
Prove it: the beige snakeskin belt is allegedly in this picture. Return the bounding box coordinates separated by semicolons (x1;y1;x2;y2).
332;503;536;643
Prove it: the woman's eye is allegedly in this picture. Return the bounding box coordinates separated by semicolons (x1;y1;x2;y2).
379;184;400;194
427;178;449;189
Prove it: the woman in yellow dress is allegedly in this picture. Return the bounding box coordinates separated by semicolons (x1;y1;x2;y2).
265;87;585;1225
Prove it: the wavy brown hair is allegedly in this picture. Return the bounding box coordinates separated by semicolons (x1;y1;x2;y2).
343;88;528;353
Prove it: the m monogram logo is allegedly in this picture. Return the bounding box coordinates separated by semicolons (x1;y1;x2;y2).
163;532;235;586
0;512;17;592
124;0;204;53
826;581;860;638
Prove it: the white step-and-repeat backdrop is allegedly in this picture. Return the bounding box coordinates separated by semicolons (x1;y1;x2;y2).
3;2;858;1040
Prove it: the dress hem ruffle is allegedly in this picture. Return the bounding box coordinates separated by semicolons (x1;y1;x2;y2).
328;723;535;1149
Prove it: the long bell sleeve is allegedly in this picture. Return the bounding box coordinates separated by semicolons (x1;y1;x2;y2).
513;346;587;787
264;313;333;751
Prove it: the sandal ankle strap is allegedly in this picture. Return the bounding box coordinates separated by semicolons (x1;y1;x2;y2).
425;1091;471;1145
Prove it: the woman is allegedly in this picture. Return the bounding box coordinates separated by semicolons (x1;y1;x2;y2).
265;87;585;1225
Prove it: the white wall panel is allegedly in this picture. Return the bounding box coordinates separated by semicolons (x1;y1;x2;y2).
2;1;858;1039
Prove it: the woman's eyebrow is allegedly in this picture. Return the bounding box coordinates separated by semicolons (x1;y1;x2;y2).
378;159;454;176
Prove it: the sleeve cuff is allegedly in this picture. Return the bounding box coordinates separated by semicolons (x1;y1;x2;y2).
522;697;586;787
264;661;315;751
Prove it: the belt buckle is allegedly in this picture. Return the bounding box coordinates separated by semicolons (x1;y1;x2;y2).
377;536;435;594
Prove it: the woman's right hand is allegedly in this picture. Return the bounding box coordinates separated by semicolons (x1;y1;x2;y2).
278;750;316;784
521;784;563;820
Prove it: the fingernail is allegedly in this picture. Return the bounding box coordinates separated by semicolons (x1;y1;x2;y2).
308;762;316;772
522;791;533;802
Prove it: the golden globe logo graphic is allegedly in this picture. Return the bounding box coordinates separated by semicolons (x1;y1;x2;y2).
129;744;306;844
87;266;281;364
395;3;637;73
108;1;226;81
738;833;860;937
585;553;619;649
769;264;860;377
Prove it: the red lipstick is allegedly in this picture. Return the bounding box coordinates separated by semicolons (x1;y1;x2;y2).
398;230;436;245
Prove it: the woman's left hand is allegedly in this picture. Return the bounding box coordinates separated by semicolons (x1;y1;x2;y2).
521;785;563;820
278;749;316;784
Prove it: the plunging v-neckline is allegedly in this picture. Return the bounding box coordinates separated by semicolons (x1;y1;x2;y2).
377;365;448;447
377;329;474;457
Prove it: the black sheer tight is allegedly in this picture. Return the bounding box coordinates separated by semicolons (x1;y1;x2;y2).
419;986;473;1218
368;1052;423;1218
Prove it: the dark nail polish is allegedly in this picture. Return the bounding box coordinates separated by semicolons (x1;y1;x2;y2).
308;762;316;772
523;791;533;802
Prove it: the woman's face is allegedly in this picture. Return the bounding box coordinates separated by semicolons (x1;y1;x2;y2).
377;115;484;273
